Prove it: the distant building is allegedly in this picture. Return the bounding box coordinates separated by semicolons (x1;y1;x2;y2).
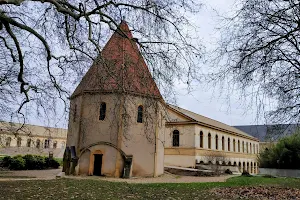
0;121;67;158
65;20;259;178
234;124;299;151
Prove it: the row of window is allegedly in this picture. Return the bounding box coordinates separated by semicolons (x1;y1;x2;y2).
172;130;259;154
73;103;144;123
4;137;65;149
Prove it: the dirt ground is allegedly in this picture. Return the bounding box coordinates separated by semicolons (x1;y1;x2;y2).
0;169;61;181
0;169;233;183
72;172;234;183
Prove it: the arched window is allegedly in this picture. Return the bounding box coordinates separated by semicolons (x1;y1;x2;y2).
200;131;203;148
246;142;249;153
44;139;50;148
6;137;11;147
208;133;211;149
250;143;252;154
215;134;218;150
61;141;65;149
172;130;179;147
238;140;240;152
233;139;236;152
53;141;57;149
228;138;230;151
27;139;31;147
137;105;143;123
256;144;259;154
36;139;40;148
17;137;22;147
242;141;245;153
99;102;106;120
222;136;225;150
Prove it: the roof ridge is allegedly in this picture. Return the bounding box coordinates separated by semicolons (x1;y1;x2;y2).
71;20;162;99
167;104;255;139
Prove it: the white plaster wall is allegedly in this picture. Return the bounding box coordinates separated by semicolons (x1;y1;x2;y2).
165;125;196;148
164;155;195;168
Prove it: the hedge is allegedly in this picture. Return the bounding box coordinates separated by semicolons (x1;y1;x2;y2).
0;155;60;170
259;133;300;169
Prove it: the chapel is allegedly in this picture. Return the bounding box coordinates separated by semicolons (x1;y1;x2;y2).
65;20;259;177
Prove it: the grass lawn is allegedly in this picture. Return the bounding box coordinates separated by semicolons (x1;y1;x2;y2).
0;176;300;199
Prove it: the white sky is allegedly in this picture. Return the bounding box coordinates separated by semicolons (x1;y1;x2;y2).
174;0;269;126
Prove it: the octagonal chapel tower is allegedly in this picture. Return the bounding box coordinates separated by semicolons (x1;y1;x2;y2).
66;21;165;178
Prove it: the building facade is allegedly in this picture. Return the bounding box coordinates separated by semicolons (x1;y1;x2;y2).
165;105;259;174
66;20;165;178
65;20;260;178
0;122;67;158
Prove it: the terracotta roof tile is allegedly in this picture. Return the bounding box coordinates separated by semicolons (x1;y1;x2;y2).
71;20;162;99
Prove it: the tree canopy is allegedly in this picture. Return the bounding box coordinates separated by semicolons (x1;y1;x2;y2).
215;0;300;124
0;0;202;125
259;131;300;169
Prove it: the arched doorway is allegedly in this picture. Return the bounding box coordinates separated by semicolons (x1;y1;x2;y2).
79;141;131;178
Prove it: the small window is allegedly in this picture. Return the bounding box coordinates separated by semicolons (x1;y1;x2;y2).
238;140;240;152
200;131;203;148
36;139;40;148
44;139;50;148
137;105;143;123
222;136;225;150
228;138;230;151
215;134;218;150
99;102;106;120
208;133;211;149
17;137;22;147
6;137;11;147
53;141;57;149
233;139;236;152
172;130;179;147
242;141;245;153
27;139;31;147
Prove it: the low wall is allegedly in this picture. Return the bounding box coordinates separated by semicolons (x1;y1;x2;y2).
259;168;300;178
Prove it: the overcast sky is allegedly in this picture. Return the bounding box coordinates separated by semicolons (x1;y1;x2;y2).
24;0;270;128
174;0;269;126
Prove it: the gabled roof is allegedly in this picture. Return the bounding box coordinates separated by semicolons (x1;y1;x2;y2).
234;124;300;142
167;104;258;141
71;20;162;99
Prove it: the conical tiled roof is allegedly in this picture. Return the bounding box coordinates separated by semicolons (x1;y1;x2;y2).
71;20;162;99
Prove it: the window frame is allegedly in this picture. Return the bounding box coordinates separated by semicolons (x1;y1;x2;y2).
99;102;106;121
172;130;180;147
137;105;143;123
200;131;203;148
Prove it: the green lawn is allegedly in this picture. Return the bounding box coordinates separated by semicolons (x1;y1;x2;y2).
0;176;300;200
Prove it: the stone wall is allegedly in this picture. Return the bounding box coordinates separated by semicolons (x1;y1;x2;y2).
259;168;300;178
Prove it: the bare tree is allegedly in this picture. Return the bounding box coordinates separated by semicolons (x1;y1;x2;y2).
0;0;203;129
214;0;300;124
203;151;227;175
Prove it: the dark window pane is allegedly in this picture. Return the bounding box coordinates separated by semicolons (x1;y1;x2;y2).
99;102;106;120
137;106;143;123
200;131;203;148
173;130;179;146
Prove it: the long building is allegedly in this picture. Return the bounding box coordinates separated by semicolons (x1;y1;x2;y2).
0;121;67;158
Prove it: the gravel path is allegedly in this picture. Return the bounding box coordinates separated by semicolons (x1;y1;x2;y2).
0;169;233;183
0;169;61;181
70;173;234;184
